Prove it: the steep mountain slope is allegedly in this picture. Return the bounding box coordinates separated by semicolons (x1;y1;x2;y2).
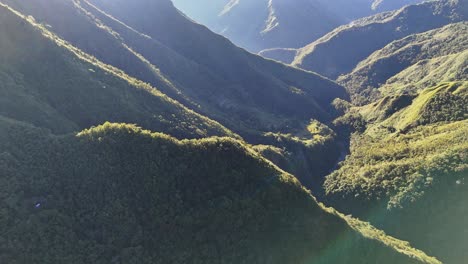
322;12;468;257
370;0;425;12
172;0;425;53
0;1;459;263
2;0;346;138
380;50;468;96
0;4;234;139
320;0;426;19
86;0;347;125
329;82;467;202
258;47;298;64
85;0;348;192
0;118;441;264
292;0;467;79
339;22;468;104
317;8;468;260
174;0;343;52
0;2;447;263
0;0;351;188
327;79;467;263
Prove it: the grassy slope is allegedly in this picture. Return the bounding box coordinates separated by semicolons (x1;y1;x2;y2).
0;118;439;264
328;81;467;201
381;50;468;96
325;81;467;263
292;0;467;79
0;4;235;139
381;82;467;130
339;22;468;104
321;10;468;260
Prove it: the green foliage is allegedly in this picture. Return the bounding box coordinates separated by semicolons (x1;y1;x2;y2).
381;50;468;96
251;120;340;190
2;0;347;139
325;79;467;263
325;120;467;208
339;22;468;104
0;1;458;263
381;81;467;131
307;119;336;138
359;94;416;123
322;206;441;264
0;0;351;205
0;3;236;139
0;119;430;264
418;83;467;125
333;111;368;134
332;98;353;115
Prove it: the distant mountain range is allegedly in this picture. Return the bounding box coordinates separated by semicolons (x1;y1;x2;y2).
0;0;465;263
309;2;467;263
292;0;467;79
258;2;468;263
173;0;426;52
0;0;446;263
339;22;468;103
0;0;351;191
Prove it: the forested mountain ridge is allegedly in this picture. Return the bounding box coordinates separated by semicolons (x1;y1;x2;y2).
327;81;467;264
0;0;352;188
292;0;467;79
339;22;468;104
0;1;445;263
1;0;347;138
380;50;467;96
300;3;468;263
318;13;468;262
0;117;440;263
0;0;465;263
0;3;235;139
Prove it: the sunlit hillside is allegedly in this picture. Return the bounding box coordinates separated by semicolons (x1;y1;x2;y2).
0;0;465;263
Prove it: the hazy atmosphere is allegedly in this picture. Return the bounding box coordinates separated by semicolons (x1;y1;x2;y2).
0;0;466;263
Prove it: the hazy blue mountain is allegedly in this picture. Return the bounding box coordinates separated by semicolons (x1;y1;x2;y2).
292;0;467;78
172;0;425;52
